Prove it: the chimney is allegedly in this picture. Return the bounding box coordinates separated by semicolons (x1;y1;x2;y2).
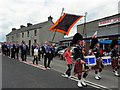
20;25;26;28
12;28;16;31
48;16;53;21
27;23;32;27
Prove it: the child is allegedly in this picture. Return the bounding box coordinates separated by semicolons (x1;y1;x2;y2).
63;46;73;78
33;45;39;65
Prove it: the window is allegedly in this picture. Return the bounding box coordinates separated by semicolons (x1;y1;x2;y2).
12;36;14;41
34;30;37;36
7;37;9;41
27;31;29;37
34;39;37;44
16;34;19;38
22;33;24;38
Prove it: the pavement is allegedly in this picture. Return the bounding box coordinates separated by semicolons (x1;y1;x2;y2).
1;54;120;89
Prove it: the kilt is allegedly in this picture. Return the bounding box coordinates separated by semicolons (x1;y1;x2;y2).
74;61;89;74
74;61;82;74
94;58;104;69
111;59;119;69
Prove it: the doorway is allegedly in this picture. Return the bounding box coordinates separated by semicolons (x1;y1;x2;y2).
28;40;31;55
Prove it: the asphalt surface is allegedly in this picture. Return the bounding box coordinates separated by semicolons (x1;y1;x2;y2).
2;55;98;89
26;55;119;89
44;56;120;89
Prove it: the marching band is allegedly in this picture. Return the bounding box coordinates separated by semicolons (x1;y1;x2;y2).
110;39;119;76
89;37;104;80
1;33;120;88
71;33;119;87
72;33;89;87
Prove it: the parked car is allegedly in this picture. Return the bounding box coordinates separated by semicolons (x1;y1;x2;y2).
58;46;75;60
54;46;67;56
58;48;67;56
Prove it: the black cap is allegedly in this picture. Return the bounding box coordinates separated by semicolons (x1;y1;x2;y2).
90;38;99;49
110;39;118;49
72;33;83;44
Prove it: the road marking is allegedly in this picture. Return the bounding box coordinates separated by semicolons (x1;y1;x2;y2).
70;77;100;89
61;74;110;89
70;76;110;90
18;59;48;71
61;74;69;78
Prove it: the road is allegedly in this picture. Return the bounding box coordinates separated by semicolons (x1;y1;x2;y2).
26;55;119;89
2;55;100;89
50;56;119;89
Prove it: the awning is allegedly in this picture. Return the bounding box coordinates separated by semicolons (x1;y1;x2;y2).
99;40;120;44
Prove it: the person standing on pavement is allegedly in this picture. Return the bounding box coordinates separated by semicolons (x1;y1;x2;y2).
42;41;53;69
47;43;55;68
73;33;89;88
33;44;39;65
20;41;28;61
32;44;35;56
38;44;42;61
63;46;73;78
110;39;119;76
11;43;16;59
15;43;20;59
1;42;5;55
10;42;13;58
4;42;8;56
41;45;44;59
6;42;11;57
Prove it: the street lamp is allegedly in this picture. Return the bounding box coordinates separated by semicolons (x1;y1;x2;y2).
83;12;87;38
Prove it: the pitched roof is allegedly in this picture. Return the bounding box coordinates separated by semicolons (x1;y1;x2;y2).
6;21;51;36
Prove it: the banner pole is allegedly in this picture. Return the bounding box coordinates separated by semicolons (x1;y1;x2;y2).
52;8;64;42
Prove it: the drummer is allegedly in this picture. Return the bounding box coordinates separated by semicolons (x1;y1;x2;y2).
89;37;103;80
110;39;119;76
73;33;89;88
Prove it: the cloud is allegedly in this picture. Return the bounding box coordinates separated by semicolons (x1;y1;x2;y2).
0;0;119;42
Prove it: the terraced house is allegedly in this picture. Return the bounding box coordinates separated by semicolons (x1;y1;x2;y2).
6;16;64;46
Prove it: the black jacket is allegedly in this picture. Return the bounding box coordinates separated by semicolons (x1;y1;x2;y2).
92;47;101;58
73;46;84;61
111;48;119;58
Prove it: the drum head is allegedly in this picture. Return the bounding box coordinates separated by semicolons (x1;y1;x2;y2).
85;56;96;66
102;56;111;65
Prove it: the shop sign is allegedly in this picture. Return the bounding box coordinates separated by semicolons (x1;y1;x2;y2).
99;17;120;26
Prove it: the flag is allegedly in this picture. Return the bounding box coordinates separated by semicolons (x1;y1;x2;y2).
49;13;83;35
92;31;97;38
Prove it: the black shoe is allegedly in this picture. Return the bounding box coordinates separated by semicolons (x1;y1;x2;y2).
48;66;51;68
113;70;115;73
47;66;51;68
98;76;101;79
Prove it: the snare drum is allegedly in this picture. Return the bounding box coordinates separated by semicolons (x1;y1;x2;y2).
102;56;111;65
85;55;96;66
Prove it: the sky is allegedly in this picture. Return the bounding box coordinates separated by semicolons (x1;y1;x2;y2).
0;0;119;42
